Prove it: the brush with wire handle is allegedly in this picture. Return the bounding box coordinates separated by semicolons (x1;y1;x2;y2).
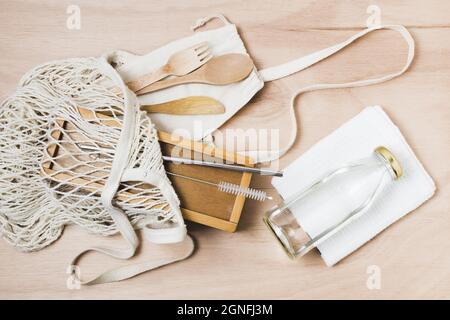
167;172;273;202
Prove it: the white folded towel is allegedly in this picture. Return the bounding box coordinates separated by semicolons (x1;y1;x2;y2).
271;106;436;266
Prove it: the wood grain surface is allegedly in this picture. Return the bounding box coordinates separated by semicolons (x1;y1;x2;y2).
0;0;449;299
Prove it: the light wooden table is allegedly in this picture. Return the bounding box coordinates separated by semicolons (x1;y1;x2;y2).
0;0;449;299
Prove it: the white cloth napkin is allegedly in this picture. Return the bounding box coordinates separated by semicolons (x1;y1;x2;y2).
271;106;436;266
113;23;264;141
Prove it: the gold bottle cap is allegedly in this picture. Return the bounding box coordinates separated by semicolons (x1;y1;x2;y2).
375;146;403;179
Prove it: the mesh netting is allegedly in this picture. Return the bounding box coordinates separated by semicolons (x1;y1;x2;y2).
0;57;179;252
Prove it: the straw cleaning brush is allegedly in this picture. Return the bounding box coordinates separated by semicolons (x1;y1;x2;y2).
167;172;272;201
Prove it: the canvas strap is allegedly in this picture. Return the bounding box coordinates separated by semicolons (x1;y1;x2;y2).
67;57;191;287
244;24;415;163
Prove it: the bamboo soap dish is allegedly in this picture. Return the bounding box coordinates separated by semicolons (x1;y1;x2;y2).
158;131;253;232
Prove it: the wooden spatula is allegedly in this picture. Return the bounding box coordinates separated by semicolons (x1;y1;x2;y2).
142;96;225;115
136;53;254;95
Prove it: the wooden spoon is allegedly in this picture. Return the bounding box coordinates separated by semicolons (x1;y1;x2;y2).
141;96;225;115
136;53;254;95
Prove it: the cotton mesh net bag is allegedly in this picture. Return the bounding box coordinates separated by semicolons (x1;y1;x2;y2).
0;55;193;286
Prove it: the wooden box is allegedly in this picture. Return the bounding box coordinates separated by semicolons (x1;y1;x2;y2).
158;132;253;232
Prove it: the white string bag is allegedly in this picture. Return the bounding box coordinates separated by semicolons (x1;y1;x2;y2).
0;56;192;285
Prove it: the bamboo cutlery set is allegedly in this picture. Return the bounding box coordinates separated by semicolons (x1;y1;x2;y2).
128;42;254;115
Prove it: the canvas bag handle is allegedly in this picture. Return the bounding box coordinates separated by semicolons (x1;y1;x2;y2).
241;24;415;163
66;57;192;288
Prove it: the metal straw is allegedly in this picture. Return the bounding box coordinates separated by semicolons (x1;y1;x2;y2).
162;156;283;177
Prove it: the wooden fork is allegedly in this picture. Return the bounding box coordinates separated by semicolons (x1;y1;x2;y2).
126;42;212;92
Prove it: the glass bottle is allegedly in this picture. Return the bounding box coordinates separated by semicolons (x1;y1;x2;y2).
264;146;403;258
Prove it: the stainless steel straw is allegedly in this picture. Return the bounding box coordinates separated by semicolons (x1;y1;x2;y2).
163;156;283;177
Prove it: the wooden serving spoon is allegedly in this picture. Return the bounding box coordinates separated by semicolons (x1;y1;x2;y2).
142;96;225;115
136;53;254;95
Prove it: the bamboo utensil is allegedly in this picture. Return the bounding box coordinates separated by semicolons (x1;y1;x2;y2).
141;96;225;115
126;42;212;92
136;53;254;95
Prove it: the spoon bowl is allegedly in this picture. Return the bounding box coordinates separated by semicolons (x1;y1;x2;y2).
136;53;254;94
